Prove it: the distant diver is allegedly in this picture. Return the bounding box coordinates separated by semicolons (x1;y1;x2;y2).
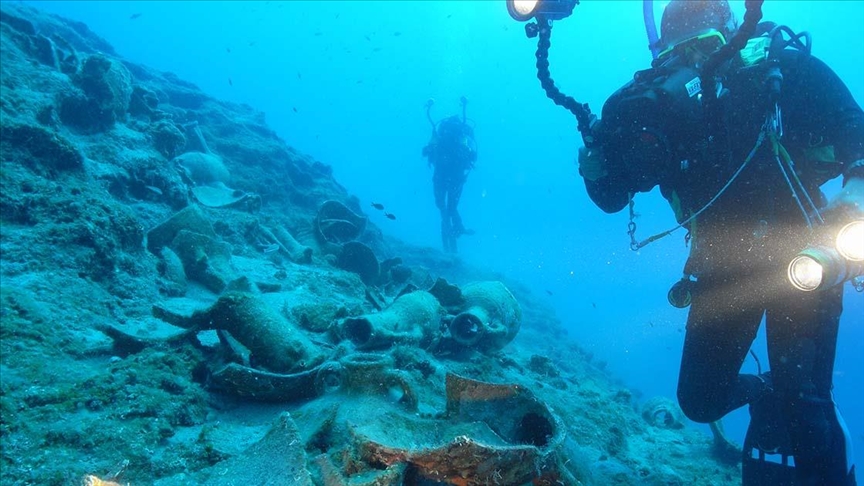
421;96;477;254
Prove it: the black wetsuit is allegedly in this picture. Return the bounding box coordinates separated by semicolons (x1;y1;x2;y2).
585;47;864;484
423;124;476;253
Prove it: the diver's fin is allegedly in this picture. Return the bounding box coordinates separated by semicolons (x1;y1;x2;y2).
709;420;740;465
742;390;795;486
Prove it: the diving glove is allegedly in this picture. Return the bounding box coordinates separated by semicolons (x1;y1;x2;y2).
578;146;609;182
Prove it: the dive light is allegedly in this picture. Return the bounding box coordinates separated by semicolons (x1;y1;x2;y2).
787;220;864;292
506;0;577;22
836;220;864;262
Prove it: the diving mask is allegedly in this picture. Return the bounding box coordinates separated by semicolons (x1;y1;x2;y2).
658;29;727;63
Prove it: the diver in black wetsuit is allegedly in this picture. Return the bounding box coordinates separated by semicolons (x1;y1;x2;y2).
576;1;863;484
422;97;477;254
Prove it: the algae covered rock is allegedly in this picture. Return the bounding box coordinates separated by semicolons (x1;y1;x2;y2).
0;122;83;172
150;119;187;159
59;54;132;132
129;85;160;118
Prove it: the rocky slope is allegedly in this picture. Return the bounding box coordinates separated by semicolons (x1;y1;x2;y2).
0;3;738;485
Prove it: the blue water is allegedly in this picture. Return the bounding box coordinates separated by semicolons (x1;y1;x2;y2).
27;0;864;481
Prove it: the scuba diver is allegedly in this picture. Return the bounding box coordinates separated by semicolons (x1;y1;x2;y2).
574;1;863;484
422;96;477;254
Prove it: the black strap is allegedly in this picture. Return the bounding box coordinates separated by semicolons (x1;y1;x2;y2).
534;21;597;144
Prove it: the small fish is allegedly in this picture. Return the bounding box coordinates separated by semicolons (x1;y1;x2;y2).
371;202;384;210
226;47;231;53
393;31;401;36
228;78;233;86
364;35;371;41
591;302;597;308
292;107;298;113
545;290;553;296
297;71;301;80
248;41;257;47
384;212;396;220
129;13;142;20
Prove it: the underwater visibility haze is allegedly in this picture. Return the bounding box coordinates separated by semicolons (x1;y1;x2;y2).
1;0;863;484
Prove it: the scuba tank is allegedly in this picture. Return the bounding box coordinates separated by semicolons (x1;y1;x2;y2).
423;98;477;170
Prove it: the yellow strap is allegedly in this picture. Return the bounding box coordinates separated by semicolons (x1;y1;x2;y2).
739;37;771;67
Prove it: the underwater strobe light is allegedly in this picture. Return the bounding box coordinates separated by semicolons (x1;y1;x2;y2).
787;220;864;292
506;0;578;22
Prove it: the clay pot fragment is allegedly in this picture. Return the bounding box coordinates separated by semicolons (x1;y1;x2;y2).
146;204;216;254
171;229;236;293
448;281;522;353
269;224;313;264
315;353;417;411
337;291;444;350
208;363;321;403
174;151;230;186
314;200;367;245
348;373;568;485
188;291;323;374
336;241;379;285
641;396;685;429
201;412;313;485
427;277;466;312
206;351;417;408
